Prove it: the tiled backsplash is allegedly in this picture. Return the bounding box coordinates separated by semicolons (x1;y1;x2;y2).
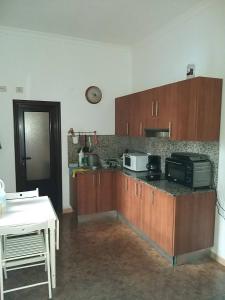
68;135;219;183
68;135;129;163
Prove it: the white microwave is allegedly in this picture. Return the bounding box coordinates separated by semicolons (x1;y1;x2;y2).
123;152;148;172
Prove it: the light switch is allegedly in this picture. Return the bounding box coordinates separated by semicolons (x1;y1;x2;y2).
0;86;7;92
16;87;24;93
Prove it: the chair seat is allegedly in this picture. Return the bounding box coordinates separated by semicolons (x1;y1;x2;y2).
5;234;46;260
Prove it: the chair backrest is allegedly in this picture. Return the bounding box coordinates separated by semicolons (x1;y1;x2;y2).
6;188;39;200
0;221;48;236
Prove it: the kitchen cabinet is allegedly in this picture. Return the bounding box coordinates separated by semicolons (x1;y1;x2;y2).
76;172;97;215
96;170;114;212
150;189;175;255
171;77;222;141
116;172;216;257
115;96;130;136
115;76;222;141
139;84;174;131
72;170;114;215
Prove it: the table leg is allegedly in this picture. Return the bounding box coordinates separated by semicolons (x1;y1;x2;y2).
50;227;56;288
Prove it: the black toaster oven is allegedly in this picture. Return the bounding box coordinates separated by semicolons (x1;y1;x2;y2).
165;152;212;188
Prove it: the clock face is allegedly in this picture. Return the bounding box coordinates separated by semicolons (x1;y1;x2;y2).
85;86;102;104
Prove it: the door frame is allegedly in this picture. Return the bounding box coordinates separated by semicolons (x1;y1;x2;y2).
13;99;62;213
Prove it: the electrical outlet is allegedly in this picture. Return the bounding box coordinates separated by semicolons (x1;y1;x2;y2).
0;86;7;92
16;87;24;93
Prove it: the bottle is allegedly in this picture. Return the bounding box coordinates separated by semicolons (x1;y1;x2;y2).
0;179;6;215
78;148;84;167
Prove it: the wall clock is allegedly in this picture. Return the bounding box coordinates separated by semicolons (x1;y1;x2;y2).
85;86;102;104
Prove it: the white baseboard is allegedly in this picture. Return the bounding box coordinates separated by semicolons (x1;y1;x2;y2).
63;208;74;214
210;251;225;266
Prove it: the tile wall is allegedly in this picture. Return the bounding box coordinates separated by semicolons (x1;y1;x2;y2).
68;135;219;183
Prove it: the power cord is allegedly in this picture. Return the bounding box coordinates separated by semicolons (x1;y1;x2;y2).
210;160;225;220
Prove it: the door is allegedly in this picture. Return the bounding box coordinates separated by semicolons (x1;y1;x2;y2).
13;100;62;213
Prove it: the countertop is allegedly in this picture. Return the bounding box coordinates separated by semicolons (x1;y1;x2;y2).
69;165;215;197
120;169;215;196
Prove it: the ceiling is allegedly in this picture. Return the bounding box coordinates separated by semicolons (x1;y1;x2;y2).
0;0;204;45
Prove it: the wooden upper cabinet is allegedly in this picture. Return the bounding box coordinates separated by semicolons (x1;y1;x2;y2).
171;77;222;141
115;96;130;136
96;170;114;212
115;77;222;141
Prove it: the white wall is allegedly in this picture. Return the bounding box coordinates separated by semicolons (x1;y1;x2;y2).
131;0;225;260
0;27;132;209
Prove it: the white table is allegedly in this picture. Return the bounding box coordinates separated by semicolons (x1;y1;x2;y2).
0;196;59;288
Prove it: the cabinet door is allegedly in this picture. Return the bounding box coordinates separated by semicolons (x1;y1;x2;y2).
170;79;198;140
151;189;175;255
96;170;114;212
77;172;96;215
129;93;145;137
115;97;130;136
115;171;123;213
127;178;141;228
154;84;174;129
139;89;156;129
140;184;154;238
196;77;222;141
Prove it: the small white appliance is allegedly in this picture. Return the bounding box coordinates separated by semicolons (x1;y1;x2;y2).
123;152;148;172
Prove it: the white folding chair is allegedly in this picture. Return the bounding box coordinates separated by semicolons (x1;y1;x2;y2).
6;188;39;200
4;188;40;244
0;222;52;299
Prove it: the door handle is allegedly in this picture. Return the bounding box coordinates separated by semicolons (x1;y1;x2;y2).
22;156;32;160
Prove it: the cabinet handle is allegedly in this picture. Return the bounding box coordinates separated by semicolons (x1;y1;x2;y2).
126;178;128;191
139;122;143;136
140;184;142;198
135;183;138;197
151;101;154;117
93;174;95;186
155;101;159;117
126;122;129;135
169;121;172;138
151;190;154;205
98;173;101;185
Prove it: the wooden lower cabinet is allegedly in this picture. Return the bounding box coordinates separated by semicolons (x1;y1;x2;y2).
76;172;96;215
117;172;216;257
96;170;114;212
74;170;114;215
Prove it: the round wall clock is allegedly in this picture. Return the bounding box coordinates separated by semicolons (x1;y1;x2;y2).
85;86;102;104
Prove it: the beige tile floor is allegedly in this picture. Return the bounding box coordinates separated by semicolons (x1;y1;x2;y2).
3;213;225;300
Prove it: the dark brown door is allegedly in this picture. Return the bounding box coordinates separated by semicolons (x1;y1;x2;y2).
13;100;62;213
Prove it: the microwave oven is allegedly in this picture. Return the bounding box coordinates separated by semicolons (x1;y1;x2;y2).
165;152;212;188
123;152;148;172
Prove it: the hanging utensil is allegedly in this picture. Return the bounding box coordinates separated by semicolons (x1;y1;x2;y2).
83;134;89;153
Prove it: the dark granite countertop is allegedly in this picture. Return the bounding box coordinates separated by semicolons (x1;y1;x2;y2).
69;165;215;196
119;168;215;196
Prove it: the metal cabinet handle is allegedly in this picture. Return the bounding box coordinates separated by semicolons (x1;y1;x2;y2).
139;184;142;199
98;173;101;185
169;121;172;138
93;174;95;186
126;178;128;191
155;101;159;117
151;101;154;117
139;122;143;136
151;190;154;205
135;183;138;197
